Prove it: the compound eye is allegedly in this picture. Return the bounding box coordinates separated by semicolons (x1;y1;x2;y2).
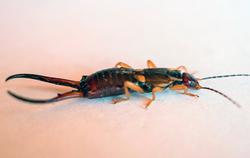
189;81;195;87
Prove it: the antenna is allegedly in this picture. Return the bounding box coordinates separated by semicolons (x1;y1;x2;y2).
200;87;241;108
201;74;250;80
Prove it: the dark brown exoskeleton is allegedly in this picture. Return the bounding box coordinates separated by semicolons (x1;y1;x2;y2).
6;60;250;108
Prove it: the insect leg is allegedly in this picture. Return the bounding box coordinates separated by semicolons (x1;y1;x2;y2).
147;60;157;68
135;75;146;82
145;87;163;108
176;66;188;72
115;62;132;68
168;66;188;73
112;81;144;104
170;84;199;97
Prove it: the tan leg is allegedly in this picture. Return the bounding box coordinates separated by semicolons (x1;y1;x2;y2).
135;75;146;82
147;60;157;68
115;62;132;68
176;66;198;76
170;84;199;97
182;90;199;97
145;87;163;108
176;65;188;72
112;81;144;104
153;82;173;88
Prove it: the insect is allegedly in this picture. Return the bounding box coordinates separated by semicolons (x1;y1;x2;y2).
6;60;250;108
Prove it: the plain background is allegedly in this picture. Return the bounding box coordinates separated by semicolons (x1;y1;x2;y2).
1;0;250;158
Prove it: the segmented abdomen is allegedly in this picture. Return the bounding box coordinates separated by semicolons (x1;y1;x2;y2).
81;68;137;98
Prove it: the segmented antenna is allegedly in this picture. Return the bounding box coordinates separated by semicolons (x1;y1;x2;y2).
201;74;250;80
201;87;241;108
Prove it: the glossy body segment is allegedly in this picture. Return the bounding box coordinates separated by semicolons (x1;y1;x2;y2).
142;68;182;84
80;68;137;98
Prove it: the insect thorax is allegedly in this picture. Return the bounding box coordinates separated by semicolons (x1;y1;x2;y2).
139;68;182;83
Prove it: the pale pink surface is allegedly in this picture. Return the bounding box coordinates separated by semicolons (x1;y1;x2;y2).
1;0;250;158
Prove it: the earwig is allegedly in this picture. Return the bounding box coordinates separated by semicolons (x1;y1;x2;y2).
5;60;250;108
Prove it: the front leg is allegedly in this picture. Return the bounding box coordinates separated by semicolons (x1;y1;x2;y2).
169;66;188;73
170;84;199;97
176;65;188;72
115;62;132;69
